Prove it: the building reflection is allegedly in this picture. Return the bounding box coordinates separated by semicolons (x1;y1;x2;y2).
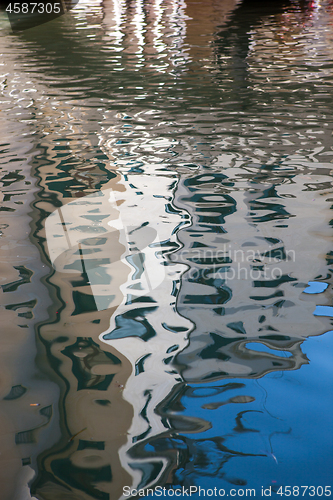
172;163;332;383
27;125;191;499
0;0;332;499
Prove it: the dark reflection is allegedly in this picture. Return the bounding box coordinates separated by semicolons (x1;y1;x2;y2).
15;405;53;445
213;0;316;105
50;458;111;500
1;265;33;292
1;0;80;32
3;384;27;400
103;307;157;341
62;337;121;391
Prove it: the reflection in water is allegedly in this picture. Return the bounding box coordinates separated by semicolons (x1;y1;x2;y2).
0;0;333;498
173;164;332;383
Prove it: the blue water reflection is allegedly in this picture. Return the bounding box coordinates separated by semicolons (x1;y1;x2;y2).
146;331;333;497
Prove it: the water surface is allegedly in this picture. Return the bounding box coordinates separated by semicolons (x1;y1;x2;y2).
0;0;333;498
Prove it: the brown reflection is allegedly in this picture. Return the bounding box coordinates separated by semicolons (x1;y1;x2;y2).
32;172;135;499
0;110;62;500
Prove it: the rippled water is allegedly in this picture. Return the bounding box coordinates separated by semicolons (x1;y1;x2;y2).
0;0;333;498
